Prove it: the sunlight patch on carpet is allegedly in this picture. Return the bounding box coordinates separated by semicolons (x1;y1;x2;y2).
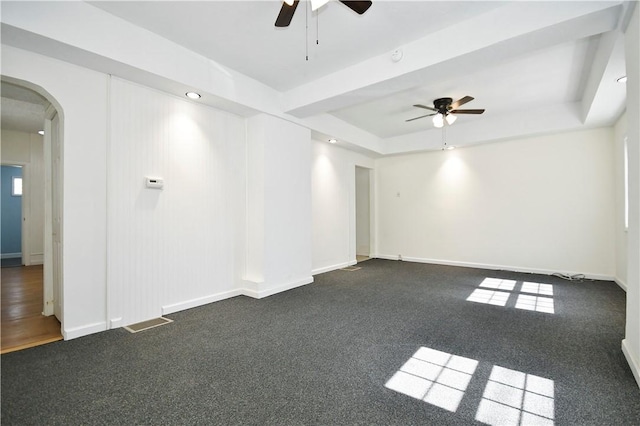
385;347;478;412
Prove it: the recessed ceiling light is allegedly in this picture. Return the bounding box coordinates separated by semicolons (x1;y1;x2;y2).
185;92;201;99
38;130;44;135
328;139;337;144
617;76;627;83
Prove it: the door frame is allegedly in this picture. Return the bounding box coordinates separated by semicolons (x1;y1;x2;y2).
2;76;64;330
43;104;63;322
1;162;28;264
351;164;375;262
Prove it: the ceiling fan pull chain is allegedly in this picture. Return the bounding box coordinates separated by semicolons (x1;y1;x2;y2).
305;0;309;61
442;126;447;150
317;8;320;45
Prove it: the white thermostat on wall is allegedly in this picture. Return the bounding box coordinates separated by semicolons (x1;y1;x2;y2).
145;176;164;189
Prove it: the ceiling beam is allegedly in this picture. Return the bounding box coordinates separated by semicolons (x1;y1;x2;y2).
282;2;623;118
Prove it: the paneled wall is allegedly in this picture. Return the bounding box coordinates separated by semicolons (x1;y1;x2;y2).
108;78;246;326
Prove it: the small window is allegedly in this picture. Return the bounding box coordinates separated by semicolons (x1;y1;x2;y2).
12;176;22;196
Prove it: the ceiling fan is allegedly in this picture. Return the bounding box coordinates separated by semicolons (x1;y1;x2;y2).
275;0;372;27
406;96;485;127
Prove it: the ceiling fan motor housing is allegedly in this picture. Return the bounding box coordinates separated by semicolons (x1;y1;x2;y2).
434;97;453;115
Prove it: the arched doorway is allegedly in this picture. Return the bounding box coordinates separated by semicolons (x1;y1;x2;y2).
1;77;64;352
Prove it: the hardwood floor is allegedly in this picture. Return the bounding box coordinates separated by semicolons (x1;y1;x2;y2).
1;265;62;354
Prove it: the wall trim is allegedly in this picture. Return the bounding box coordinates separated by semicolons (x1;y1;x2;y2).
1;252;21;259
162;289;243;316
29;252;44;265
312;260;357;275
376;254;400;261
376;254;616;281
622;339;640;389
109;317;123;329
614;277;628;291
241;276;314;299
63;321;107;340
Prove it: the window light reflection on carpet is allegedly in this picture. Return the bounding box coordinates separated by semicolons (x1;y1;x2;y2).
466;289;510;306
515;295;555;314
467;278;556;314
479;278;517;291
385;347;478;412
476;365;555;426
521;282;554;296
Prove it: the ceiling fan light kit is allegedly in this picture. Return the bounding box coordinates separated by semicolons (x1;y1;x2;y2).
311;0;330;11
445;114;457;125
405;96;485;151
407;96;485;128
433;113;444;128
275;0;372;27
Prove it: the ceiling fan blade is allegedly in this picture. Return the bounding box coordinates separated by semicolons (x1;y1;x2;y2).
339;1;372;14
450;109;485;114
406;113;436;122
450;96;474;109
413;104;437;112
275;0;299;27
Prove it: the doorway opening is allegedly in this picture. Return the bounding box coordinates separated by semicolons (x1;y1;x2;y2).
1;78;64;353
355;166;372;263
1;165;23;267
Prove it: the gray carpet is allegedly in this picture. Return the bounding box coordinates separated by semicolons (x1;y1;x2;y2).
2;259;639;425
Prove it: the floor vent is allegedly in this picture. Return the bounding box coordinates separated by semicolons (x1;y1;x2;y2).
341;266;362;272
124;317;173;333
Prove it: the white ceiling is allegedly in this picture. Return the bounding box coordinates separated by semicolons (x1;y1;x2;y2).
1;1;632;153
89;1;504;92
1;81;48;134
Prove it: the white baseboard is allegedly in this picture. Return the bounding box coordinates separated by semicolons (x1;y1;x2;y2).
376;254;616;281
1;252;21;259
622;339;640;389
614;277;628;292
241;276;314;299
63;321;107;340
162;289;243;316
109;317;123;329
29;252;44;265
376;254;400;261
312;260;357;275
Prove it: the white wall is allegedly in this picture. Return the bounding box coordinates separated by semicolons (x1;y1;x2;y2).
2;46;320;338
622;2;640;388
614;112;628;288
2;46;109;338
107;78;246;327
311;140;375;274
245;114;313;297
0;129;45;264
355;166;371;256
376;128;616;278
